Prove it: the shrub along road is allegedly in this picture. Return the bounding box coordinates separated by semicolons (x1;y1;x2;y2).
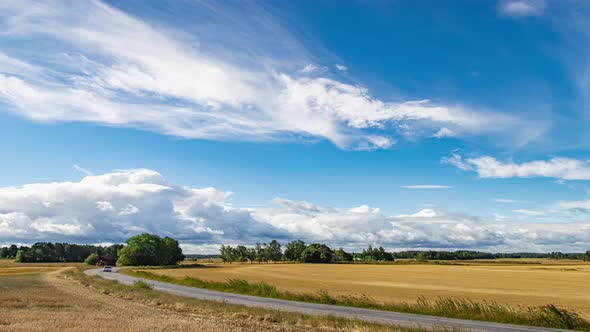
86;268;568;332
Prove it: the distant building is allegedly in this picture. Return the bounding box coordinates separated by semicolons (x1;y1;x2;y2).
98;256;117;266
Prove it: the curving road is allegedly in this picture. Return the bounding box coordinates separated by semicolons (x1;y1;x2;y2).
85;268;568;332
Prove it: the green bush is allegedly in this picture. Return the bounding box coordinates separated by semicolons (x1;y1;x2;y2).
84;253;100;265
131;280;154;291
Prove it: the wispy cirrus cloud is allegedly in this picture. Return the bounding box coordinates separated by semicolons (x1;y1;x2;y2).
495;198;531;204
401;185;452;189
0;1;535;150
72;164;93;176
498;0;545;18
443;153;590;180
557;199;590;211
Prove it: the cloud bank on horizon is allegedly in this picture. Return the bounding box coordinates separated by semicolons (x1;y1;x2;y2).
0;0;540;150
0;169;588;253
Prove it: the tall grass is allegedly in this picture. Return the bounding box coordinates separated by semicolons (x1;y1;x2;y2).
129;269;590;331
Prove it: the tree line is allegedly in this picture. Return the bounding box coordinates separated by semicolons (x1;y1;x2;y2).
219;240;590;263
0;242;124;263
220;240;396;263
0;233;185;266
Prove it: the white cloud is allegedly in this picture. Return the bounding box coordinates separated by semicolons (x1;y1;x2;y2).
0;1;532;151
513;209;545;216
300;64;319;73
401;185;452;189
443;153;590;180
495;198;530;204
0;169;288;245
557;199;590;211
432;127;455;138
394;208;441;218
335;64;348;72
498;0;545;17
1;169;588;252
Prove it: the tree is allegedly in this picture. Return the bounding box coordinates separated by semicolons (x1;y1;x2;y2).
332;248;353;262
300;243;333;263
245;248;257;264
0;247;8;258
233;245;248;263
117;233;184;266
85;253;100;265
161;236;185;264
104;244;124;258
284;240;306;261
220;245;233;263
266;240;282;263
415;251;427;262
8;244;18;258
255;243;267;263
585;250;590;262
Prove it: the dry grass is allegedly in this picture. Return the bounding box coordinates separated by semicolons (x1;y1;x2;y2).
0;259;85;268
0;263;427;332
147;262;590;319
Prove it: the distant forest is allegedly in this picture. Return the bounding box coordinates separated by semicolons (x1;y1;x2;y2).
0;242;123;263
2;240;589;263
219;240;590;264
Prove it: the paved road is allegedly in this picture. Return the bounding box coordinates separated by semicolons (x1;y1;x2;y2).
86;268;568;332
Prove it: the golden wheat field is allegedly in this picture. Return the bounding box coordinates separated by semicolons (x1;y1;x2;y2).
150;261;590;319
0;261;407;332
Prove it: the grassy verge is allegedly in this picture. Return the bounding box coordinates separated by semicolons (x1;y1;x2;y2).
62;268;432;332
127;269;590;331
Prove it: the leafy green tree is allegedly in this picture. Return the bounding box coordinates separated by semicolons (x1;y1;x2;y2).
415;251;427;262
233;245;248;262
15;247;31;263
0;247;8;258
300;243;333;263
161;237;185;264
245;247;257;264
585;250;590;262
85;253;100;265
117;233;184;266
255;243;267;263
266;240;282;263
104;244;124;258
284;240;306;261
220;245;234;263
8;244;18;258
332;248;353;262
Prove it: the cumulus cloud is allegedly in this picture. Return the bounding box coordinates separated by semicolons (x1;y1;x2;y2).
0;1;532;151
442;153;590;180
1;169;588;252
0;169;288;245
401;185;452;189
432;127;455;138
498;0;545;17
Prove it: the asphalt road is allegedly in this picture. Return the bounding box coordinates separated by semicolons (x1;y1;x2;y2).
85;268;569;332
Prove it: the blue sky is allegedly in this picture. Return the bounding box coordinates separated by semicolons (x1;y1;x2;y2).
0;0;589;253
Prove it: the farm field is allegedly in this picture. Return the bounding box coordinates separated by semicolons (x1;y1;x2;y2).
149;261;590;319
0;261;408;332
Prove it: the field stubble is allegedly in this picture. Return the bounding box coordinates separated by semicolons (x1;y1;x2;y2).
147;261;590;320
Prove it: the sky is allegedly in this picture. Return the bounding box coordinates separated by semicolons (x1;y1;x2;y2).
0;0;589;253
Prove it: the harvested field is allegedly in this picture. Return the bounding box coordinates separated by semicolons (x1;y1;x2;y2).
149;262;590;319
0;263;414;332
